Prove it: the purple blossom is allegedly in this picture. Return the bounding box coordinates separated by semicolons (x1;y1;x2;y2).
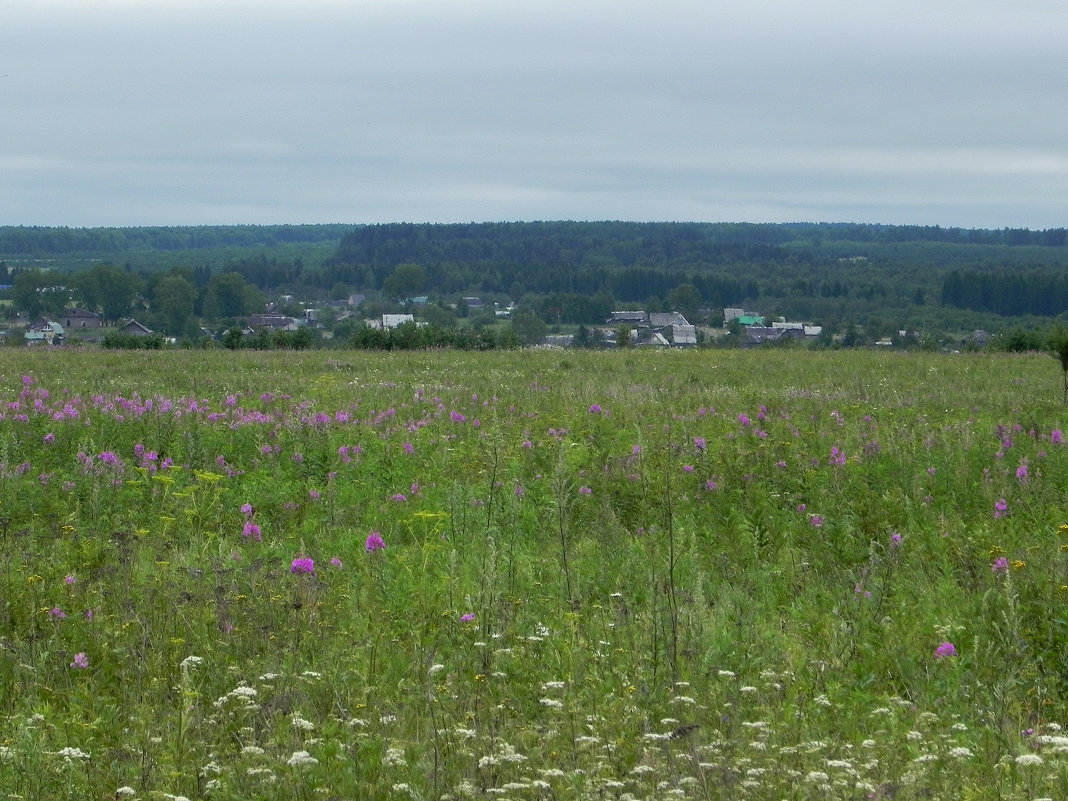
70;652;89;669
889;532;902;548
460;613;476;622
738;413;751;427
240;503;254;516
704;479;718;491
49;607;66;620
242;521;262;541
290;557;315;574
390;493;408;502
809;515;824;528
330;557;343;568
682;464;695;473
43;432;55;444
933;641;957;659
992;556;1010;576
450;410;467;423
64;575;76;585
1016;462;1029;481
1052;429;1064;445
588;404;602;413
693;437;706;451
578;486;592;495
993;498;1009;519
365;531;386;552
402;442;415;454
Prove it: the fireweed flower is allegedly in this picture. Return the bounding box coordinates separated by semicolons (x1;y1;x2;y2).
365;531;386;552
934;642;957;659
290;557;315;574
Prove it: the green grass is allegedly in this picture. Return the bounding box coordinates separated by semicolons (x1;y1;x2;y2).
0;348;1066;800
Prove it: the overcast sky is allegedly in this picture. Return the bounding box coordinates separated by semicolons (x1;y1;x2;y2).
3;0;1067;229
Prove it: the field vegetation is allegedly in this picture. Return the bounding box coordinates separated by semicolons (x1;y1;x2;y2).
0;348;1066;800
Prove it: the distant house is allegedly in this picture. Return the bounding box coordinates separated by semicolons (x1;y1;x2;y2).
741;326;792;346
25;318;64;345
608;310;648;325
61;308;103;329
248;314;300;331
605;310;696;347
118;319;155;336
381;313;415;329
648;312;689;329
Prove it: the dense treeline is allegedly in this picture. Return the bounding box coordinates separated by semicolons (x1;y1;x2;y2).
942;270;1068;316
349;321;515;350
0;224;351;255
4;222;1068;340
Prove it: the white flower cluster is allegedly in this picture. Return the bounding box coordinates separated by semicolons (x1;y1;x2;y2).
213;684;258;709
286;750;318;767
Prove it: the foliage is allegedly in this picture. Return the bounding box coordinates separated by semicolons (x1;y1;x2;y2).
100;331;165;349
0;349;1066;799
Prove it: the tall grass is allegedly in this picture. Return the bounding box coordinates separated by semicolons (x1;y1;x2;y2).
0;348;1065;800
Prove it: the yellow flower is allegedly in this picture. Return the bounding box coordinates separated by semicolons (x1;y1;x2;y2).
1012;560;1026;570
1060;524;1068;535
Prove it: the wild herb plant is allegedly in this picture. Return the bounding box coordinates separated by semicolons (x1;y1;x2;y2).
0;348;1065;800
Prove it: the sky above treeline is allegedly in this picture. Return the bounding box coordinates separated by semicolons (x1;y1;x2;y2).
3;0;1067;230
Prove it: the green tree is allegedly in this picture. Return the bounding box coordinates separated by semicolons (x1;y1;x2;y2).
1050;325;1068;404
12;270;55;319
75;265;140;323
382;263;427;301
666;283;702;321
203;272;263;320
510;309;547;346
153;275;197;335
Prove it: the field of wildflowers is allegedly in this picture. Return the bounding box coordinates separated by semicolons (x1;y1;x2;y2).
0;347;1066;801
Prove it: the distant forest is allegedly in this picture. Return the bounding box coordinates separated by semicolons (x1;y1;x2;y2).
2;221;1068;336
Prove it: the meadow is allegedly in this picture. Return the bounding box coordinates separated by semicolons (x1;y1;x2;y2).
0;347;1065;801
